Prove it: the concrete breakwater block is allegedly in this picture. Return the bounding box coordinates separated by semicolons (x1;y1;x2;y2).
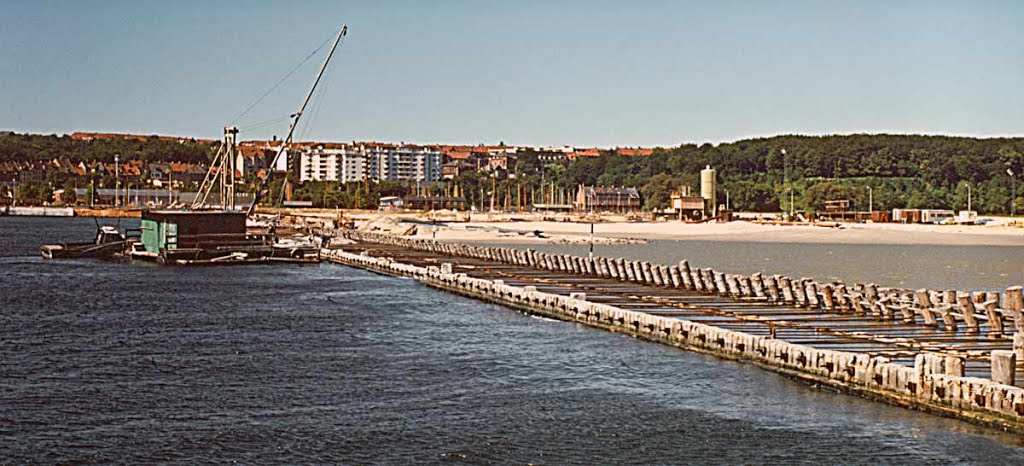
332;236;1024;431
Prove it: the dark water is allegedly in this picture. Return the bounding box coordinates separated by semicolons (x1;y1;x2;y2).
2;217;1024;464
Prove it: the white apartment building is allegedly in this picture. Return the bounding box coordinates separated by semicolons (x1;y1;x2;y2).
296;146;366;183
295;144;441;183
365;145;442;183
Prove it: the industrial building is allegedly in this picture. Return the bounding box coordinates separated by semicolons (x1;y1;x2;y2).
574;185;641;213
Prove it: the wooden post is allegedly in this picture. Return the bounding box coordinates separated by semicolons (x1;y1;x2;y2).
983;299;1005;337
641;261;655;284
679;260;693;289
849;293;867;315
714;272;729;296
766;276;781;303
659;265;673;287
821;284;835;310
864;283;879;303
874;296;893;320
804;280;821;309
914;289;938;327
792;279;808;307
738;275;753;297
751;273;767;299
937;304;958;332
956;293;981;334
834;282;849;310
725;274;741;296
648;263;663;286
779;277;795;304
692;268;706;292
896;303;916;324
669;265;683;288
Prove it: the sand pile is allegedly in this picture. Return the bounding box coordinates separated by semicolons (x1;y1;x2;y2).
358;215;416;236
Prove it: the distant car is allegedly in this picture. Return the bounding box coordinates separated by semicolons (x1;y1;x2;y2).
976;218;993;225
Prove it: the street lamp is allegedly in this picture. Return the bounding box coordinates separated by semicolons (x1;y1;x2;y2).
780;148;787;184
867;186;873;214
1010;169;1017;217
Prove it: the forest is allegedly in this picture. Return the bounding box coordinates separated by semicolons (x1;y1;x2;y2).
0;132;214;164
517;134;1024;215
3;132;1023;213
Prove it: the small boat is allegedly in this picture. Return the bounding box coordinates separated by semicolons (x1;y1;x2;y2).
41;225;128;260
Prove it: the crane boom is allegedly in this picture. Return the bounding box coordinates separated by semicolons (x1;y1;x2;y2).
247;24;347;216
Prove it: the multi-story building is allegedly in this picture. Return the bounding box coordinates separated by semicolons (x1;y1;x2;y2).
366;145;442;182
295;143;440;184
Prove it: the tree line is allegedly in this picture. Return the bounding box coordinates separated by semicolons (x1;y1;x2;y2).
3;132;1023;213
561;134;1024;214
0;132;215;164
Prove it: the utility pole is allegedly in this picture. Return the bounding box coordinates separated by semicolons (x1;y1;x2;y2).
781;148;789;219
789;189;794;219
114;153;120;207
966;183;971;212
867;186;873;213
589;223;594;259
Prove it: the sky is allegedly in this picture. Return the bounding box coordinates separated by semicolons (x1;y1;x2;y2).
2;0;1023;147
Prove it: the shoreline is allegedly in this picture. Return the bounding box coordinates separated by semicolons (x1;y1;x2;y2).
414;219;1024;247
270;208;1024;247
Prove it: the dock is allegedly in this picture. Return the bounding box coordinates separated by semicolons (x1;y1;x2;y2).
323;230;1024;433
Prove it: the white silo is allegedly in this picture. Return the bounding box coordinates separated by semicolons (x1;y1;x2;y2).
700;165;717;215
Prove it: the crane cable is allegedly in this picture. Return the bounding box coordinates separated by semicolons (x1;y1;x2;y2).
230;31;339;126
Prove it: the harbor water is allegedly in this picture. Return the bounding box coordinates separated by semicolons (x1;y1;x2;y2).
2;217;1024;463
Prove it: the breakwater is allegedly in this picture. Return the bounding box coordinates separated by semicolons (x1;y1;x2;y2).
325;231;1024;433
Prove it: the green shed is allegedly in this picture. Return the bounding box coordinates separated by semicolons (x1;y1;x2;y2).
139;210;248;254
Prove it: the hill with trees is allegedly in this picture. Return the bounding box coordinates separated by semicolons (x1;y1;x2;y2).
561;134;1024;214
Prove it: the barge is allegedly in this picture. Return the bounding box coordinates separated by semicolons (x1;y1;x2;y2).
128;210;318;265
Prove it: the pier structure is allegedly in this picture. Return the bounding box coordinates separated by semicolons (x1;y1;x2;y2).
323;231;1024;433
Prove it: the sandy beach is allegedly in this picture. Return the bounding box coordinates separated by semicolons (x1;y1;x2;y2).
422;219;1024;246
377;214;1024;246
269;208;1024;246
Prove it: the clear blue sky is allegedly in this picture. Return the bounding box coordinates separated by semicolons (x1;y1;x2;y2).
2;0;1023;147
